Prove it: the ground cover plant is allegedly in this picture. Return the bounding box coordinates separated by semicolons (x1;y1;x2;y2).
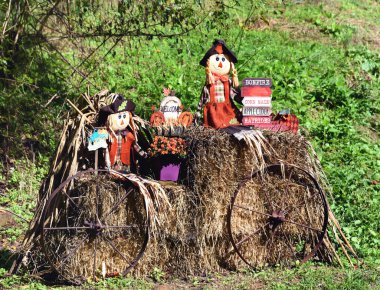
1;0;379;288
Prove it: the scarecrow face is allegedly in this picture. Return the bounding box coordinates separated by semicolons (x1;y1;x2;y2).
107;111;130;131
209;54;230;75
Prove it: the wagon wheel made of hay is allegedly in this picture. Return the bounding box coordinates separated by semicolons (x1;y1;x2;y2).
41;169;149;284
227;164;328;269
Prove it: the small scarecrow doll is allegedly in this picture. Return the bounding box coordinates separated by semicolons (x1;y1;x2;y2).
98;95;146;173
198;39;242;129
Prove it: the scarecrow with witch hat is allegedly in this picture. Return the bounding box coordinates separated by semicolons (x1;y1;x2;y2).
98;94;146;173
197;39;242;129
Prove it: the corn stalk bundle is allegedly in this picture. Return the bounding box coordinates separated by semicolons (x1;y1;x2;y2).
16;90;168;275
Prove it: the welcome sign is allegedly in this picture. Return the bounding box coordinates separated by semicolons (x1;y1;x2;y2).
159;96;182;122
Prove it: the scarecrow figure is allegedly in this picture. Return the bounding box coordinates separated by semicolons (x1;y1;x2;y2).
198;39;242;129
98;95;146;173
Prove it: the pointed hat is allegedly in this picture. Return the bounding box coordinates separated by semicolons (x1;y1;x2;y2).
199;39;238;67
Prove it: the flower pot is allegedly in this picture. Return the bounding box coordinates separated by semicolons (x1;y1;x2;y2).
152;155;183;182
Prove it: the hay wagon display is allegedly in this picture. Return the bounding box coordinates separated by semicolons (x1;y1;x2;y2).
15;40;356;285
38;130;329;283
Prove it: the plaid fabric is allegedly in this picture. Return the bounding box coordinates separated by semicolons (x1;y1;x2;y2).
197;79;237;115
197;86;209;112
282;114;299;134
112;134;125;171
271;114;299;134
214;80;225;103
115;134;123;164
115;133;147;169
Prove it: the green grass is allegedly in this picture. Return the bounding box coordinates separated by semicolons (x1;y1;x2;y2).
0;0;379;288
1;263;379;289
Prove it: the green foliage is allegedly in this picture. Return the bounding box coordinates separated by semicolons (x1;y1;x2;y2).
87;276;153;289
0;160;48;246
150;267;166;283
0;0;232;156
264;263;380;290
0;0;379;287
2;264;378;289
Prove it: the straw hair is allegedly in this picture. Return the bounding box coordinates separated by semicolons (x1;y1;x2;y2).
129;112;138;140
230;62;239;87
205;58;215;85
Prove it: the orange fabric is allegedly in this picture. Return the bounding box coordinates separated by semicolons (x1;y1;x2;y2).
109;132;135;166
204;102;238;129
204;74;238;129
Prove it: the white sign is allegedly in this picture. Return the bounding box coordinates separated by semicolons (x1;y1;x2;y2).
242;97;272;107
159;96;182;123
242;107;272;116
88;128;109;151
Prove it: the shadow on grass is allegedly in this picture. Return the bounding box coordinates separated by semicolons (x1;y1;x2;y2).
0;249;16;271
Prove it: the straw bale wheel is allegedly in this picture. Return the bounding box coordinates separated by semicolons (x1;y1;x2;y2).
227;163;328;268
41;169;149;284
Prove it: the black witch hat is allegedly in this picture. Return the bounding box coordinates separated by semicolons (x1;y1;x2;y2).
97;94;136;126
199;39;238;67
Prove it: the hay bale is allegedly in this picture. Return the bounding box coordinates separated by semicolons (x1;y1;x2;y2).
178;127;328;271
132;128;330;277
41;174;148;282
29;127;334;281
